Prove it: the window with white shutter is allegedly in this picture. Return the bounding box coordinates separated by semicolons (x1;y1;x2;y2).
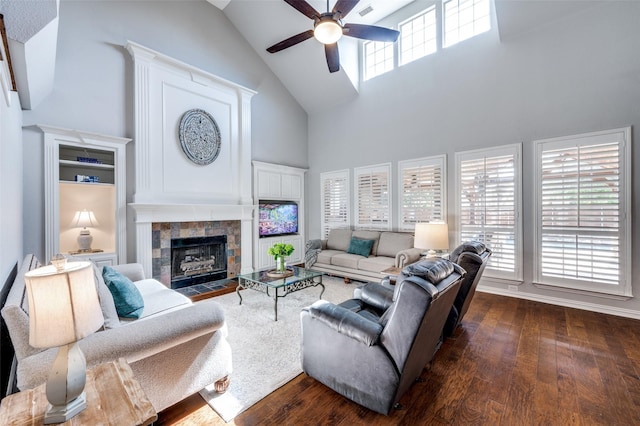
320;170;350;239
534;128;631;297
398;155;446;231
455;144;522;281
354;163;392;230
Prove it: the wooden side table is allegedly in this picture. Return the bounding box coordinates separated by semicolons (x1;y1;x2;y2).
0;358;157;425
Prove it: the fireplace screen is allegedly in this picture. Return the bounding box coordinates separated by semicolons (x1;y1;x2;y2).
170;235;227;289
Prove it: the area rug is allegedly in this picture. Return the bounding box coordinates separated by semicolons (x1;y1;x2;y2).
199;275;357;422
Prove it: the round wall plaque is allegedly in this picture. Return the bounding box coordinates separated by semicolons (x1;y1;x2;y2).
178;109;221;165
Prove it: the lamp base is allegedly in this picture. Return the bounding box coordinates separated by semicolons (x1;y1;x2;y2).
77;230;93;252
44;392;87;424
45;342;88;424
424;249;437;258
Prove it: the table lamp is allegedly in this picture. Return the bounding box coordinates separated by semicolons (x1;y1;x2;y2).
414;221;449;257
70;210;99;251
24;260;104;424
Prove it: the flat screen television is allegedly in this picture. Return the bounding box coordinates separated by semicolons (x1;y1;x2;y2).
258;201;298;238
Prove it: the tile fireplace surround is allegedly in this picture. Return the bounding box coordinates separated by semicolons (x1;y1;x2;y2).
152;221;241;286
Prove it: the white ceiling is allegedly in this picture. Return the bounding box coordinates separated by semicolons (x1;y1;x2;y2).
0;0;607;113
221;0;607;115
222;0;415;114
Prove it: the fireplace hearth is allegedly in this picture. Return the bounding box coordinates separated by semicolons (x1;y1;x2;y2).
171;235;227;289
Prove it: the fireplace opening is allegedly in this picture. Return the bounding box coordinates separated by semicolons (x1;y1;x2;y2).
170;235;227;289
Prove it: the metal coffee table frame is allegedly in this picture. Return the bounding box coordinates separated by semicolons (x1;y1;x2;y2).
236;266;324;321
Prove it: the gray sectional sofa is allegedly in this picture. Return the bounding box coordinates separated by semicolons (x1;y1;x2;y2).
1;254;232;413
306;229;423;282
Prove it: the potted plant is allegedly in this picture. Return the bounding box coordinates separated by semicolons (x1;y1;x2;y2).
268;242;295;273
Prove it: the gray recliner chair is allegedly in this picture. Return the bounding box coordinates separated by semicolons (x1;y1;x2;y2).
300;258;465;415
443;241;492;338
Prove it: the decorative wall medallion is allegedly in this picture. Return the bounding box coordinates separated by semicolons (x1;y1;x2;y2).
178;109;221;165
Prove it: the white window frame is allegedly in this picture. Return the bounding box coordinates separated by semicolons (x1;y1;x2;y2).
455;143;522;282
354;163;392;231
443;0;491;48
533;127;632;298
320;169;351;239
363;40;395;81
397;155;446;231
399;5;438;66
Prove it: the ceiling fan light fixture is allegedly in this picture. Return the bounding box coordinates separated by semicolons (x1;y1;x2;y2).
314;19;342;44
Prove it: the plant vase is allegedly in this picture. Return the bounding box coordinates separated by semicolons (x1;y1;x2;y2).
268;242;295;274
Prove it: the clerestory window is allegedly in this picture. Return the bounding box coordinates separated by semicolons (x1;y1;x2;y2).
399;6;437;66
363;40;394;81
443;0;491;48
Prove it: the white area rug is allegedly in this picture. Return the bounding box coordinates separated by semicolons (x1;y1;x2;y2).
199;275;356;422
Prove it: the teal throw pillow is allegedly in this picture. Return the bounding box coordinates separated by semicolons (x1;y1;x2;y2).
347;237;375;257
102;266;144;319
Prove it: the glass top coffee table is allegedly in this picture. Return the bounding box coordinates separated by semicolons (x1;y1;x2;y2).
236;266;324;321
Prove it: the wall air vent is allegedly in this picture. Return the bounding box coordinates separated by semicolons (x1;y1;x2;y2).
358;5;374;17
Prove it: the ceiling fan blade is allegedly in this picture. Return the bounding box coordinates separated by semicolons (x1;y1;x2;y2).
332;0;360;19
267;30;315;53
343;23;400;42
324;43;340;73
284;0;321;20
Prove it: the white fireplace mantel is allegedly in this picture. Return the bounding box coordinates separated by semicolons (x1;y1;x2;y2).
130;203;255;224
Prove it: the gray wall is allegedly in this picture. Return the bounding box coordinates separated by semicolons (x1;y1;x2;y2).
306;2;640;315
21;0;308;261
0;92;23;289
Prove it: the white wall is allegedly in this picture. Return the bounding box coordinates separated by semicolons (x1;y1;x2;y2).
0;91;23;288
306;2;640;317
20;0;308;261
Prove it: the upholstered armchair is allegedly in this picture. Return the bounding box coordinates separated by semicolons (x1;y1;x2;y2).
300;258;465;415
442;241;492;338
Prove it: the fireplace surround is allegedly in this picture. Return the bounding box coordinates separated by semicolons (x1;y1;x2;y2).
152;221;241;287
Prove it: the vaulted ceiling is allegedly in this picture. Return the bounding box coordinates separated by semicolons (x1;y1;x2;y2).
222;0;415;114
220;0;606;114
1;0;606;113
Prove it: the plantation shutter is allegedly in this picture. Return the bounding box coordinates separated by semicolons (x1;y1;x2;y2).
320;170;350;239
398;156;445;230
457;145;521;280
355;164;392;230
535;129;630;296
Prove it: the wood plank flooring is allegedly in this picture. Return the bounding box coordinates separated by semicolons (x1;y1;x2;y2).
157;292;640;425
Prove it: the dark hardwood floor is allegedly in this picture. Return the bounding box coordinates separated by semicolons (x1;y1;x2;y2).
157;292;640;425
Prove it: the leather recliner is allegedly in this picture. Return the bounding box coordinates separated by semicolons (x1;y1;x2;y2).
442;241;492;338
300;258;465;415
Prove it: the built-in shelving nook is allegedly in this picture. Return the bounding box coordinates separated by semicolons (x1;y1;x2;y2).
39;125;131;266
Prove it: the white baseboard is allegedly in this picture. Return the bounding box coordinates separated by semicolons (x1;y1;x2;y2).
477;285;640;320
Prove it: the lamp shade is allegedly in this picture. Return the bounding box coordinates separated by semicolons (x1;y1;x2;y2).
414;222;449;251
70;210;99;229
24;261;104;348
314;19;343;44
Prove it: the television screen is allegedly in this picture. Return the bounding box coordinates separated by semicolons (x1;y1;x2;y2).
259;201;298;237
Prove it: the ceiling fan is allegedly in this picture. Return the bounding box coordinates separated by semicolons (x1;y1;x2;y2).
266;0;400;73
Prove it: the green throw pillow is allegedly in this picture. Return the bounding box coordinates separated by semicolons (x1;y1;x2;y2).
347;237;375;257
102;266;144;319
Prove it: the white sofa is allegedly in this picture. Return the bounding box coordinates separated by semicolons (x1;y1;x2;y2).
1;254;232;413
306;229;422;282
